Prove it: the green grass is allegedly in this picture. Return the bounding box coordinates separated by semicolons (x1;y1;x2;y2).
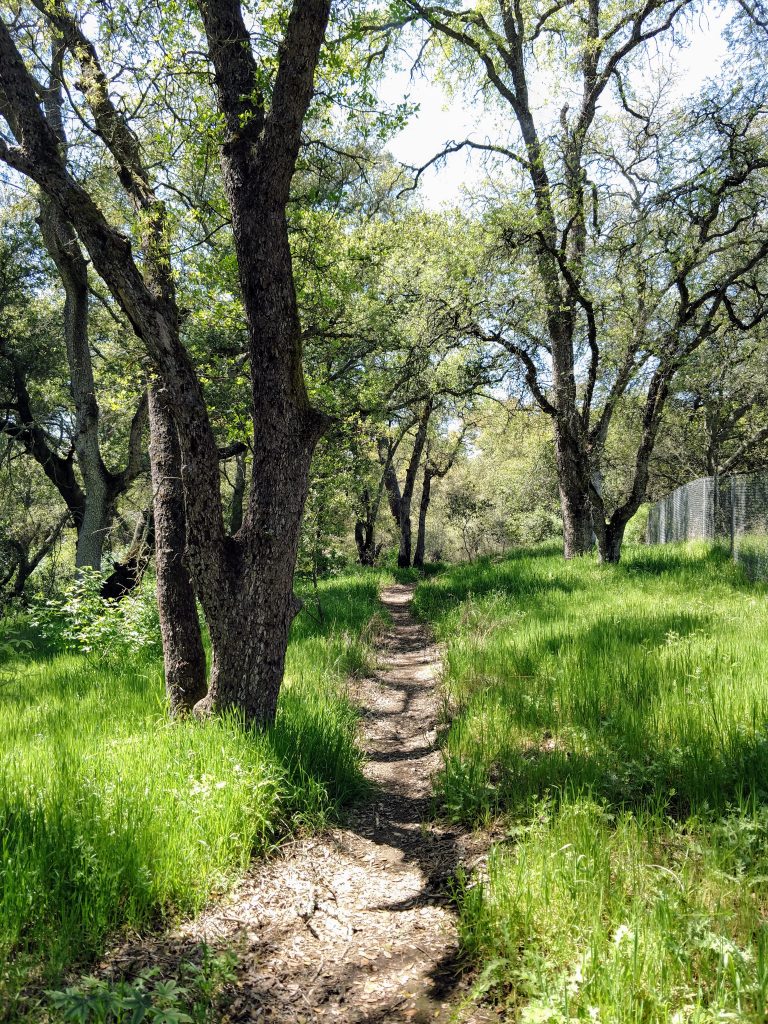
736;531;768;581
0;570;385;1017
414;544;768;1021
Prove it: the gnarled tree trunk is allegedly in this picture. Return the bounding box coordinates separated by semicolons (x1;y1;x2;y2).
595;522;625;564
196;414;322;723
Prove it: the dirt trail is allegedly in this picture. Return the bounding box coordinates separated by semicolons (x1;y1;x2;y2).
105;584;490;1022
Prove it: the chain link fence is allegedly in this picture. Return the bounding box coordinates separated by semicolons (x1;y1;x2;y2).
646;471;768;579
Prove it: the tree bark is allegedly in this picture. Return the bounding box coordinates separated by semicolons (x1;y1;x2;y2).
413;466;433;568
39;201;114;568
148;384;207;714
553;416;593;557
397;400;432;568
383;461;403;526
596;522;626;564
355;488;379;565
593;506;625;563
197;422;318;723
398;512;414;569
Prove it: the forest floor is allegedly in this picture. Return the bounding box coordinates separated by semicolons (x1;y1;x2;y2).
97;583;493;1023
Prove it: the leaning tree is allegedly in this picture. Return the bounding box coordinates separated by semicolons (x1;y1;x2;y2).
0;210;147;571
0;0;346;723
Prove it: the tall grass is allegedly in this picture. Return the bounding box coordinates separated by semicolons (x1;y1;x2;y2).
0;571;383;1015
415;544;768;1020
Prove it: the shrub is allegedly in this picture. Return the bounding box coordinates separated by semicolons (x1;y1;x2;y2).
29;569;161;663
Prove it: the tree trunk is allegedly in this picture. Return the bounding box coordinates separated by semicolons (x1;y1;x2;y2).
39;200;114;570
74;488;112;569
381;444;403;527
413;467;433;569
36;51;149;570
148;384;207;715
398;400;433;568
553;417;593;557
596;522;625;564
591;369;671;566
196;421;320;724
355;488;378;565
183;0;332;723
188;199;327;722
398;514;413;569
0;219;147;575
414;429;464;569
354;520;376;564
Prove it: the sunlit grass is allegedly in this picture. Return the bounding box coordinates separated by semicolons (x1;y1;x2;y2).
0;570;384;1014
456;796;768;1022
415;544;768;1020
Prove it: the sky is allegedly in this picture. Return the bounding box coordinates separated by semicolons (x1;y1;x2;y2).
377;5;733;207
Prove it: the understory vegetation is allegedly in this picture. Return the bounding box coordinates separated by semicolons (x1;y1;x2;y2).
0;572;382;1017
415;543;768;1022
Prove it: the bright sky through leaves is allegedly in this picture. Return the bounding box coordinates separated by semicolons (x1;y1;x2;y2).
380;4;732;206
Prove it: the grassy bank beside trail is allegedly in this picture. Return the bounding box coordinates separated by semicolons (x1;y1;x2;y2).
415;544;768;1022
0;571;384;1017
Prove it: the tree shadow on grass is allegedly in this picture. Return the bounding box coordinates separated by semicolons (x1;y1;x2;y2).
438;590;768;823
417;568;586;622
619;543;764;592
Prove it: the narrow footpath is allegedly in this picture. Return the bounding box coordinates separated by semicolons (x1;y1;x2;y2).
107;584;490;1022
